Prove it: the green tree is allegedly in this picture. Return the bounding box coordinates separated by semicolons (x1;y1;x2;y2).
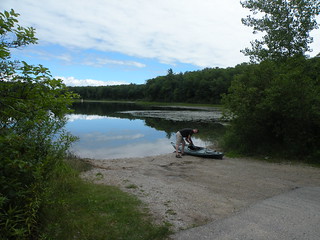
0;9;78;239
241;0;320;62
221;1;320;160
222;57;320;159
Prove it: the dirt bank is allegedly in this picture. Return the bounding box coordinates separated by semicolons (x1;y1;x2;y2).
81;154;320;232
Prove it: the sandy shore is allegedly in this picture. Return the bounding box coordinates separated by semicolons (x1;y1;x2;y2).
81;154;320;232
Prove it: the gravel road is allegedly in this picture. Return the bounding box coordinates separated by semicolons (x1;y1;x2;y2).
81;154;320;234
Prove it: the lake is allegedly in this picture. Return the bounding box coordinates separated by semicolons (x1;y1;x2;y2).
66;102;225;160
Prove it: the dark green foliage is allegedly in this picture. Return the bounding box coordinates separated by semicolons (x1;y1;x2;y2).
222;56;320;160
223;0;320;161
0;9;78;239
70;83;146;101
144;68;229;103
69;66;248;104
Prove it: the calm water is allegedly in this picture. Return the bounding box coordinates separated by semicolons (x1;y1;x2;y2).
66;102;225;159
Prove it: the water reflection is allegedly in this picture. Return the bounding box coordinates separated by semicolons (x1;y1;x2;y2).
67;102;225;159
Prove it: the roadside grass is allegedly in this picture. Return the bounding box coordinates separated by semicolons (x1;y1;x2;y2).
39;157;171;240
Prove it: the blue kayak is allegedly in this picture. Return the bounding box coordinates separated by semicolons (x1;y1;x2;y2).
171;142;224;159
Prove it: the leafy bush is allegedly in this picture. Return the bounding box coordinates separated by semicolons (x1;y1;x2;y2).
222;56;320;160
0;9;78;239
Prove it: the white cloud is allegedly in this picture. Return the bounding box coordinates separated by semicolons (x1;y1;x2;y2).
3;0;319;69
11;48;74;63
83;57;146;68
58;76;128;86
12;48;146;68
3;0;253;68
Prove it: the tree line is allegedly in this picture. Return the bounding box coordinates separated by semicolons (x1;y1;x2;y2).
69;65;250;104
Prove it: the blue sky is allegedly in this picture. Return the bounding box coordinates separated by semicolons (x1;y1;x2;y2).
2;0;320;86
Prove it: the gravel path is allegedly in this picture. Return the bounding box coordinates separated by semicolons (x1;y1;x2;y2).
81;154;320;233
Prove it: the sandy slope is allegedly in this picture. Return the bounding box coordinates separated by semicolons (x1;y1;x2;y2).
81;154;320;232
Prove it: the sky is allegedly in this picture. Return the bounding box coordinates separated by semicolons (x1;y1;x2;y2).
2;0;320;86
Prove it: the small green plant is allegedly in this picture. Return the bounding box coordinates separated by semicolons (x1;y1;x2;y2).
95;172;104;179
165;209;177;216
126;184;139;189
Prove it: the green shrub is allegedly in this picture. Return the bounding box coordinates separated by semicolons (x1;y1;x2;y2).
0;9;78;239
222;56;320;161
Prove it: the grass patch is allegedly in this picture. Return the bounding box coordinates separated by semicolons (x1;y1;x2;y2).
39;158;170;239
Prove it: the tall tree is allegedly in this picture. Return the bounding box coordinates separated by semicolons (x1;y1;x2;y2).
241;0;320;62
